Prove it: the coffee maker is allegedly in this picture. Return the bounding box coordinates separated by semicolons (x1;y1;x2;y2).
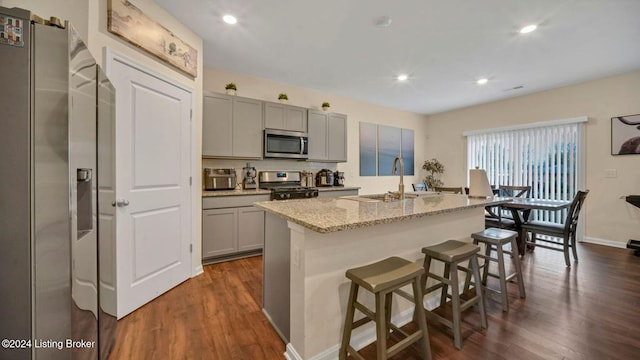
316;169;334;187
334;171;345;186
242;162;257;189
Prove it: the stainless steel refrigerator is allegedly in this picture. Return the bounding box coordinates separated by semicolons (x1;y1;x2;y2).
0;7;116;360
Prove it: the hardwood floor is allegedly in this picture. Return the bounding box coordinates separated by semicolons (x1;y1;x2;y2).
108;256;284;360
109;244;640;360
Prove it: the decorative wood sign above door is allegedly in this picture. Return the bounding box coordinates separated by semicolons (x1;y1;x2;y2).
107;0;198;78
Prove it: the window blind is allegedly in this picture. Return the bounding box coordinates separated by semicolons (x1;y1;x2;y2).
467;122;582;224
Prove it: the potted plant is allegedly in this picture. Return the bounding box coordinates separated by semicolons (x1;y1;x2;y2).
322;102;330;111
225;82;237;95
278;93;288;103
422;158;445;190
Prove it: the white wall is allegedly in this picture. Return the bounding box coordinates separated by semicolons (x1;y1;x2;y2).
425;70;640;247
203;67;430;195
4;0;205;274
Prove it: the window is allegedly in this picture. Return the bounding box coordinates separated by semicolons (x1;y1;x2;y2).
465;117;586;224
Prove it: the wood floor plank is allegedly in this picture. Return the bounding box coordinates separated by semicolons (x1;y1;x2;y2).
109;244;640;360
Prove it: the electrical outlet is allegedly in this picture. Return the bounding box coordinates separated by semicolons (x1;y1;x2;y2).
604;169;618;178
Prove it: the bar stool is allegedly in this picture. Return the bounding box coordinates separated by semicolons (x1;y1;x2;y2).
339;257;432;360
421;240;487;350
466;228;526;312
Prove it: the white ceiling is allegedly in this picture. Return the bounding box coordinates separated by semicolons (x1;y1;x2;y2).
156;0;640;115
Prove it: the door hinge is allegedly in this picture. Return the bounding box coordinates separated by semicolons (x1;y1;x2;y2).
190;244;193;253
190;109;193;120
189;176;192;186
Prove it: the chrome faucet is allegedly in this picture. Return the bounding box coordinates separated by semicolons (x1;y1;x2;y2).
392;156;405;200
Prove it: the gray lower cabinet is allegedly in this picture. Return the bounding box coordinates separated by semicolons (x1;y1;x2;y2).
264;101;308;132
238;207;265;251
202;208;237;258
307;110;347;162
202;194;268;260
203;92;263;158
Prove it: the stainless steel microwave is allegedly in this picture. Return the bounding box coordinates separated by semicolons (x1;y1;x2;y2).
264;129;308;159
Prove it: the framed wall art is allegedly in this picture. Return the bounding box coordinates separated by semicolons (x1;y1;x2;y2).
611;114;640;155
107;0;198;77
359;122;415;176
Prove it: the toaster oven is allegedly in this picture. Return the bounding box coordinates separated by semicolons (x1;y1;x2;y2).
204;168;237;190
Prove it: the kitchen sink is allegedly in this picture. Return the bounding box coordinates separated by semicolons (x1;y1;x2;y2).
340;193;422;202
360;193;420;200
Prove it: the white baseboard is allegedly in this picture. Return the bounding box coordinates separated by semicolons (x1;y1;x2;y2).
192;264;204;277
286;296;441;360
581;236;627;249
285;343;302;360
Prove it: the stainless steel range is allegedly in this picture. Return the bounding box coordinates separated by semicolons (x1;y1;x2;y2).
259;171;319;200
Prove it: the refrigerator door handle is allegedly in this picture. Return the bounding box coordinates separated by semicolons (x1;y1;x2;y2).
111;199;130;207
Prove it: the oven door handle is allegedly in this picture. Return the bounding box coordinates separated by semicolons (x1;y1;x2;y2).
300;137;304;155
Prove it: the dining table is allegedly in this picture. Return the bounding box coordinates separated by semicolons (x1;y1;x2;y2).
499;198;573;255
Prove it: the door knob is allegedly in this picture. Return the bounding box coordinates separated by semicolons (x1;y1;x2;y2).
111;199;130;207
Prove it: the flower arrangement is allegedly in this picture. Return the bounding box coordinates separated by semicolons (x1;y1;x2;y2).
278;93;288;100
422;158;445;189
322;102;330;110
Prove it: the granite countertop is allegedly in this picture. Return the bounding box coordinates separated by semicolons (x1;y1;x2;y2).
255;193;511;233
203;188;271;197
316;186;360;192
203;186;359;197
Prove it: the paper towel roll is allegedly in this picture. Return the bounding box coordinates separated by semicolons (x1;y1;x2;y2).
469;168;494;198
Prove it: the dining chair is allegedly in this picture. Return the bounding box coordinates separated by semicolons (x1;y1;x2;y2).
498;185;531;198
520;190;589;266
497;185;532;219
485;185;531;231
412;183;428;191
434;186;464;194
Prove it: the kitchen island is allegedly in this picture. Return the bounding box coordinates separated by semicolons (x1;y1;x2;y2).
255;193;509;360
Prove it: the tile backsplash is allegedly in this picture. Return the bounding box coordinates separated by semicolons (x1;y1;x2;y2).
202;158;338;188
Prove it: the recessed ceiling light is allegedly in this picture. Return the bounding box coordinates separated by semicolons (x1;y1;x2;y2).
397;74;408;81
223;14;237;25
477;78;488;85
519;24;537;34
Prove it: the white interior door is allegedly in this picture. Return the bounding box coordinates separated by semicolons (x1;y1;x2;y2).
108;52;192;318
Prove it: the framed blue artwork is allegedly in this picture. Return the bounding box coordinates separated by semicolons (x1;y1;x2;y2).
378;125;401;176
359;122;377;176
359;122;414;176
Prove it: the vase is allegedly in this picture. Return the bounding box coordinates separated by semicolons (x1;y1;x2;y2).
322;106;329;111
225;89;236;95
279;99;287;104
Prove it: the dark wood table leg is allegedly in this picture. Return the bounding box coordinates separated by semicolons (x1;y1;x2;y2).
507;207;526;256
627;239;640;257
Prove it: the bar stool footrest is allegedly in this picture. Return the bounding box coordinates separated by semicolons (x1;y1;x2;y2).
387;331;425;358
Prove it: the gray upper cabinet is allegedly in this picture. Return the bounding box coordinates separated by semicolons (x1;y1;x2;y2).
328;113;347;162
264;102;308;132
203;94;232;157
308;110;347;162
203;93;263;158
308;110;328;160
